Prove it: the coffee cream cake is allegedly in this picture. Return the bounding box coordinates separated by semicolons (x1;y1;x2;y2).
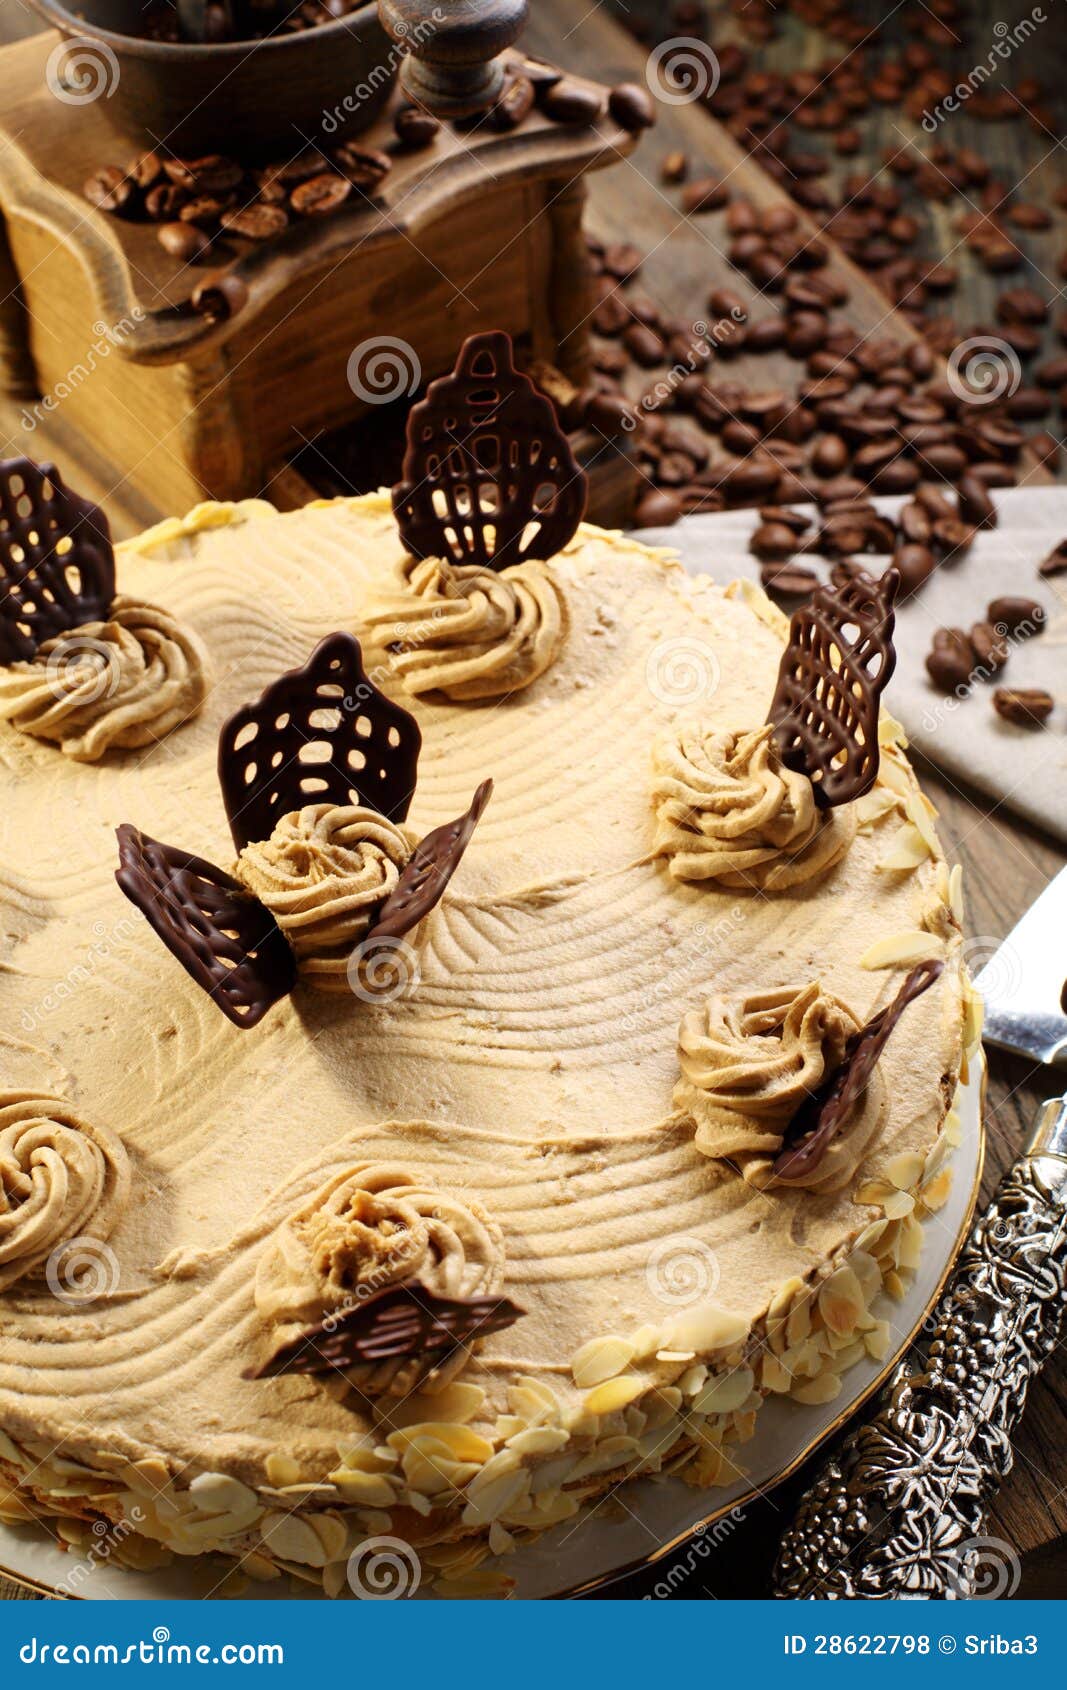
0;354;980;1598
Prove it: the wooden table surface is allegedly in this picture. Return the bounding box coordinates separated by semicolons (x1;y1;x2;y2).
1;0;1065;1602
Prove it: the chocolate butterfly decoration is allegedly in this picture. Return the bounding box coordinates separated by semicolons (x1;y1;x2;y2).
768;567;900;810
773;959;944;1181
246;1279;526;1382
116;633;491;1029
392;330;588;572
0;458;116;665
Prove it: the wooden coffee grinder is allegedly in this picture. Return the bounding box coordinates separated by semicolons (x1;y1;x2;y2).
0;0;646;526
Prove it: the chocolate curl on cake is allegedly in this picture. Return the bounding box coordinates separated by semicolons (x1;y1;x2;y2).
115;825;296;1030
768;568;900;810
218;632;422;851
0;458;115;664
773;960;944;1182
392;330;588;572
115;633;491;1026
246;1279;525;1381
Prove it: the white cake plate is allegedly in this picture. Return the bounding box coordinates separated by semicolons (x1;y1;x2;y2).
0;1061;984;1601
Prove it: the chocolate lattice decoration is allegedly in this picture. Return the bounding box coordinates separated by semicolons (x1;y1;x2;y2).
392;331;587;571
115;824;297;1030
0;458;115;664
774;959;944;1181
367;778;493;944
768;567;900;810
248;1279;525;1380
218;633;422;851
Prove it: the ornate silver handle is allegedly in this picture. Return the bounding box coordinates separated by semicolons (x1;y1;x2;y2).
774;1096;1067;1598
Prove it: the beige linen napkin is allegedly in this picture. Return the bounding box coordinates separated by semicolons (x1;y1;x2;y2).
635;485;1067;844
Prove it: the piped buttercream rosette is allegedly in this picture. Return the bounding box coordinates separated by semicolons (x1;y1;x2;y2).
674;983;887;1193
363;554;568;702
0;460;208;761
0;1092;130;1294
252;1162;511;1398
115;634;492;1026
651;723;855;891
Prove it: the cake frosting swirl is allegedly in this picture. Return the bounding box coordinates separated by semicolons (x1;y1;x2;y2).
255;1162;505;1396
0;597;209;762
651;723;856;891
674;982;887;1192
234;805;413;991
0;1093;131;1294
363;555;567;700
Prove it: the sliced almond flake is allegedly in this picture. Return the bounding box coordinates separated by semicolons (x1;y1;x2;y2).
664;1305;749;1355
328;1469;398;1508
264;1454;302;1489
886;1150;926;1191
860;930;945;969
435;1569;515;1599
864;1319;892;1361
760;1353;793;1393
905;789;940;851
898;1214;924;1271
629;1323;663;1361
505;1426;569;1458
919;1168;954;1213
818;1265;865;1335
679;1363;708;1398
855;787;898;832
388;1424;493;1465
877;824;931;873
692;1367;754;1415
570;1334;637;1389
854;1219;888;1253
461;1469;531;1527
488;1521;516;1557
385;1381;486;1430
878;710;907;748
882;1189;916;1220
945;1108;963;1148
654;1348;696;1364
729;575;790;637
884;1269;906;1301
791;1372;843;1406
833;1339;868;1372
583;1375;645;1416
962;979;984;1055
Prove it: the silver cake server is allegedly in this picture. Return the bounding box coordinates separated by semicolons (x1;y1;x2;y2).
774;869;1067;1598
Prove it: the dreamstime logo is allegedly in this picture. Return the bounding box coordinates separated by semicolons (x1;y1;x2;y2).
45;1235;120;1304
946;335;1022;406
347;934;422;1003
55;1509;145;1595
919;9;1046;131
45;38;120;106
43;635;121;707
646;1235;721;1306
346;336;422;405
645;636;720;705
347;1535;422;1599
21;311;145;434
964;934;1023;1001
946;1534;1022;1598
645;37;721;105
321;8;446;132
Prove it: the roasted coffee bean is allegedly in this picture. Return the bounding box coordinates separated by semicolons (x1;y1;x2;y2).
609;82;656;131
898;501;932;544
926;628;976;694
969;621;1010;673
543;80;604;124
987;595;1046;637
592;293;629;337
722;419;763;453
333;144;391;187
679;485;727;515
157;221;210;262
957;474;996;529
165;155;243;194
871;458;920;493
1036;355;1067;389
725;200;758;234
750;520;799;561
895;543;937;594
742;315;786;352
633;487;682;527
601;242;643;280
720;459;781;501
145;183;189;221
393;105;440;149
489;72;536;131
660;150;688;185
622;323;664;367
179;193;236;228
190;271;248;323
221;203;289;240
1004;387;1051;421
811;434;847;477
708;286;748;322
993;687;1054;726
761;562;818;596
682;176;731;214
84;167;134;215
290;170;354;216
931;517;975;558
996;286;1048;324
1039;539;1067;577
758;505;812;535
127;151;165;190
583;392;635;436
917;443;968;479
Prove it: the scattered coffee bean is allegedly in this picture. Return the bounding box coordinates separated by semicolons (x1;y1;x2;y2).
682;177;730;215
609;82;656;132
987;595;1046;637
291;174;353;217
83;167;134;215
969;621;1009;673
221;203;289;240
661;150;688;185
993;687;1054;726
190;271;248;323
634;487;683;527
157;221;210;262
393;106;440;150
1039;539;1067;577
542;80;604;124
926;628;976;694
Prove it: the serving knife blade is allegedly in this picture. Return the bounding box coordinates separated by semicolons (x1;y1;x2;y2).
774;878;1067;1599
974;866;1067;1067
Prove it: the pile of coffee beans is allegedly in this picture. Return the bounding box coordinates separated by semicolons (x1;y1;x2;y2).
138;1;365;44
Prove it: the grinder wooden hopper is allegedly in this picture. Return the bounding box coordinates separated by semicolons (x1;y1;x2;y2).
0;0;645;524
